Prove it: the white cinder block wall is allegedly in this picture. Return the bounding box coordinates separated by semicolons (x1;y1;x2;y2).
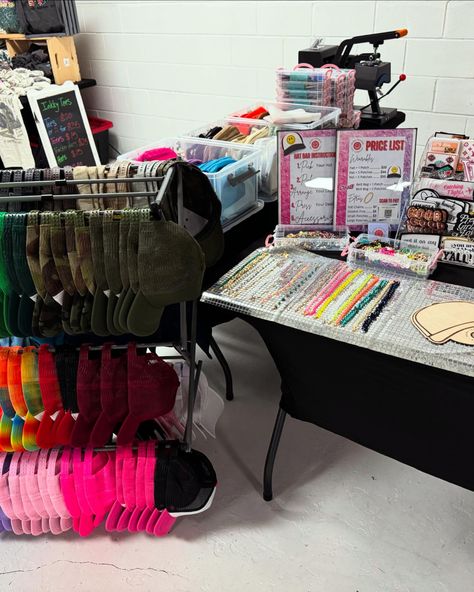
75;0;474;158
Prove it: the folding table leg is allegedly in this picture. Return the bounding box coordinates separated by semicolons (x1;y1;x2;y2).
263;406;287;501
209;334;234;401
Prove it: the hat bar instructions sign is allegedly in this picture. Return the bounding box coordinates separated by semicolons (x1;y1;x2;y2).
334;128;416;229
278;129;337;225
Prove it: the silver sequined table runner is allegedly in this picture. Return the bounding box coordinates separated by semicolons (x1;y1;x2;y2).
201;247;474;379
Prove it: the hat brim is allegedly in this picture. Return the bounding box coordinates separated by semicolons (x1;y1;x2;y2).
91;290;110;337
89;412;117;447
127;290;164;337
106;293;123;336
70;414;97;448
283;142;305;156
449;328;474;346
413;310;474;344
17;294;34;337
154;448;217;513
117;287;136;334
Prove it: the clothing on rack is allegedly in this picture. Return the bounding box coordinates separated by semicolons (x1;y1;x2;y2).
0;0;23;33
0;161;223;337
0;441;216;538
0;96;35;170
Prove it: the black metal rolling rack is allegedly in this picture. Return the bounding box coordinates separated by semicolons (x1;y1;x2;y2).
0;164;201;451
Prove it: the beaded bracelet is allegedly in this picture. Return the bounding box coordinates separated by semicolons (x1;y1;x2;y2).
219;251;270;291
246;259;305;301
315;269;363;319
342;279;388;329
229;263;278;298
297;265;341;314
335;275;380;325
246;265;284;298
304;266;352;316
320;271;370;324
272;267;320;310
361;281;400;333
351;281;392;332
330;273;375;325
261;264;310;304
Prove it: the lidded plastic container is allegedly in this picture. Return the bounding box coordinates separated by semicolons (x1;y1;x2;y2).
185;118;277;196
272;225;349;251
344;234;442;278
118;137;261;224
228;102;340;130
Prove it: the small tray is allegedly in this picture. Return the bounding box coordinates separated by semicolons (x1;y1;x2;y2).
271;225;349;251
344;234;442;278
228;102;340;130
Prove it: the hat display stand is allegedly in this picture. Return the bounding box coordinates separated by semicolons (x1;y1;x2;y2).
0;165;208;534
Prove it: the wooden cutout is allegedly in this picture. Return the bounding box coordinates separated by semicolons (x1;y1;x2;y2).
411;301;474;345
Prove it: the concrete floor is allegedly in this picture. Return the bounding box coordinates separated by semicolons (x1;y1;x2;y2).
1;318;473;592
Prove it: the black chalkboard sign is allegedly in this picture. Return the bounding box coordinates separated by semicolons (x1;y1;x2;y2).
28;82;100;168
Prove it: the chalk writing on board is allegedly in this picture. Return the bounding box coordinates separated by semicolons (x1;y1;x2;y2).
38;90;95;167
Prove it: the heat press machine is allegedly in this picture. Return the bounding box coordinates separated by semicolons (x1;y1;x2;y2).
299;29;408;129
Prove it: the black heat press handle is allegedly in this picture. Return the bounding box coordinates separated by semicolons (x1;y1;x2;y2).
335;29;408;67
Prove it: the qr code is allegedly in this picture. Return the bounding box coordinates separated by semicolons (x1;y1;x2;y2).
378;205;399;220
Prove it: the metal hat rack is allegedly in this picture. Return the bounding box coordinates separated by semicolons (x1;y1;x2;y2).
0;164;200;451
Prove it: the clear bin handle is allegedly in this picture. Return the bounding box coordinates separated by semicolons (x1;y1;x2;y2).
293;63;315;70
227;166;259;187
265;234;274;247
340;235;355;257
430;249;445;270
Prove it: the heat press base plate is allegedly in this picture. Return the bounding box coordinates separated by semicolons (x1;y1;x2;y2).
358;108;406;129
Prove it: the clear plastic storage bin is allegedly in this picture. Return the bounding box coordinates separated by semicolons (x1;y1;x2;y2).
344;234;442;278
272;225;349;251
228;102;340;130
118;137;261;224
185;118;277;196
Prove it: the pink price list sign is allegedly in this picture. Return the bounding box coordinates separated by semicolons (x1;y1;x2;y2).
334;128;416;229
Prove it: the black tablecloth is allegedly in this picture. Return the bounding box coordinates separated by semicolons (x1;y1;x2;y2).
235;261;474;491
201;209;474;490
248;315;474;491
202;237;474;490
